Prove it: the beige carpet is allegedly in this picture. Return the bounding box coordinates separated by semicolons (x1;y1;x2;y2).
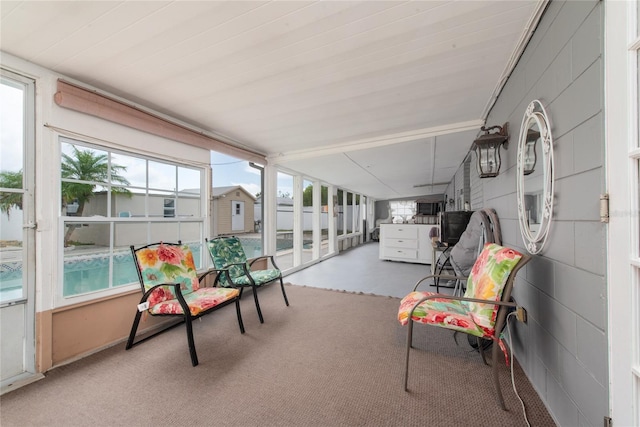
0;284;556;426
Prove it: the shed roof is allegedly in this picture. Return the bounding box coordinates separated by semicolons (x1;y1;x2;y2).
212;185;256;200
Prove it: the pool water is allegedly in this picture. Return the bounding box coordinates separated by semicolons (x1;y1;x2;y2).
0;238;266;298
62;249;140;296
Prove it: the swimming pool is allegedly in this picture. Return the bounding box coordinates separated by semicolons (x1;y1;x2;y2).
0;238;268;298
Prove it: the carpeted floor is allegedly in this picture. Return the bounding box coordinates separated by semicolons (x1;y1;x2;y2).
0;283;556;426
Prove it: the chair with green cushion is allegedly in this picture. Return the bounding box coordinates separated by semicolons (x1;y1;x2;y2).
206;236;289;323
127;241;245;366
398;242;530;409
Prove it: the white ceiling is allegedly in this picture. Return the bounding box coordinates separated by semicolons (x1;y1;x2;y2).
0;0;544;200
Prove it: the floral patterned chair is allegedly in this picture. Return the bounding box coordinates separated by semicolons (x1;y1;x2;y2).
398;242;530;409
206;236;289;323
127;242;245;366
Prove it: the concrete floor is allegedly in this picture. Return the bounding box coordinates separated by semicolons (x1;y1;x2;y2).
284;241;455;299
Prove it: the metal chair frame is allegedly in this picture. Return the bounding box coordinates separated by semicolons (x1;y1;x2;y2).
126;241;245;367
206;236;289;323
403;253;531;410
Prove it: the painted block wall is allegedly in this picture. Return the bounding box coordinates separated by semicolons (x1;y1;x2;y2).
444;163;466;212
455;1;607;425
444;178;455;211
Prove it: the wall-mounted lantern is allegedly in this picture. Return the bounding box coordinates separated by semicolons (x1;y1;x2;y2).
473;123;509;178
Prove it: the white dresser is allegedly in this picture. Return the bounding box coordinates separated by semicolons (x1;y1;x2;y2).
378;224;436;264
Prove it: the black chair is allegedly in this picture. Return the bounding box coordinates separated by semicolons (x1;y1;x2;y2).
206;236;289;323
127;242;244;366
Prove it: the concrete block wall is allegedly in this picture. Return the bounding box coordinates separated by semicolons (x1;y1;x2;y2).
456;1;607;425
463;157;470;206
445;158;471;211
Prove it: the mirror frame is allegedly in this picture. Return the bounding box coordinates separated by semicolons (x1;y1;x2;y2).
516;99;554;254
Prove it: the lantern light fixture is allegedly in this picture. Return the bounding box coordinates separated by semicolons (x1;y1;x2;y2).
473;123;509;178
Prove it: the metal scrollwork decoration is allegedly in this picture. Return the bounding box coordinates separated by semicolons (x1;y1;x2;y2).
516;100;554;254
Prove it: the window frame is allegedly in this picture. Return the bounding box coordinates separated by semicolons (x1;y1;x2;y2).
57;136;207;307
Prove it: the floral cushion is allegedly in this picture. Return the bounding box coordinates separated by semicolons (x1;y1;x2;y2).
397;243;523;339
149;286;240;316
463;244;523;333
398;292;486;337
135;243;200;309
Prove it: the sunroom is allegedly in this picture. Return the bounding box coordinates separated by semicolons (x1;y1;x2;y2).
0;1;638;426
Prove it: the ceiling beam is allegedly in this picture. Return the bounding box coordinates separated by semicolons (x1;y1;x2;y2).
268;119;483;164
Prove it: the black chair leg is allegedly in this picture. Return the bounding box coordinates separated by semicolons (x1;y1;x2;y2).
235;299;245;333
125;310;142;350
252;285;264;323
279;278;289;306
184;315;199;367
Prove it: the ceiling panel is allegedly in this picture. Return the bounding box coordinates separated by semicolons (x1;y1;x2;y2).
0;0;544;200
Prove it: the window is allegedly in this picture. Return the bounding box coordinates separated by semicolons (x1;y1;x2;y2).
276;171;294;269
60;137;205;299
390;200;416;222
303;179;315;262
163;199;175;218
337;189;344;235
321;185;329;257
210;151;263;258
0;71;35;304
354;194;361;232
346;192;354;233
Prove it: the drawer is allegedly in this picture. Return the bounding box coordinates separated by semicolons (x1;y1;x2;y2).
383;238;418;249
384;226;418;239
382;248;418;260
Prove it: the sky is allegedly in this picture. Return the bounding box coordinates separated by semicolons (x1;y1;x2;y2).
211;152;298;199
210;151;262;197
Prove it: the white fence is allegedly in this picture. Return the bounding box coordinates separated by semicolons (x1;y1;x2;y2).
255;205;358;231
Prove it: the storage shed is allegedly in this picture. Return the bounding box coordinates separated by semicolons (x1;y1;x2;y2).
211;186;256;236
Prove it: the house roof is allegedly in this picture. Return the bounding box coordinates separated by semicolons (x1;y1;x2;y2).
212;185;256;201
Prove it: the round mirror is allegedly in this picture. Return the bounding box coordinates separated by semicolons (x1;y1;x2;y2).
516;100;554;254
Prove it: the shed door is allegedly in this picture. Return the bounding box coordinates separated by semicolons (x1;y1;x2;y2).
231;200;244;232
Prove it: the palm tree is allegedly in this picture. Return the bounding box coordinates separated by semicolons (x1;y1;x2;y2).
0;170;23;219
62;146;131;246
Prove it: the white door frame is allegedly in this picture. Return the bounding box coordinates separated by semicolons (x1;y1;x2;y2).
605;0;638;425
0;69;37;393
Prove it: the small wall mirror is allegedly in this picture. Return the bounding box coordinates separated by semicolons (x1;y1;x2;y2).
516;99;554;254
